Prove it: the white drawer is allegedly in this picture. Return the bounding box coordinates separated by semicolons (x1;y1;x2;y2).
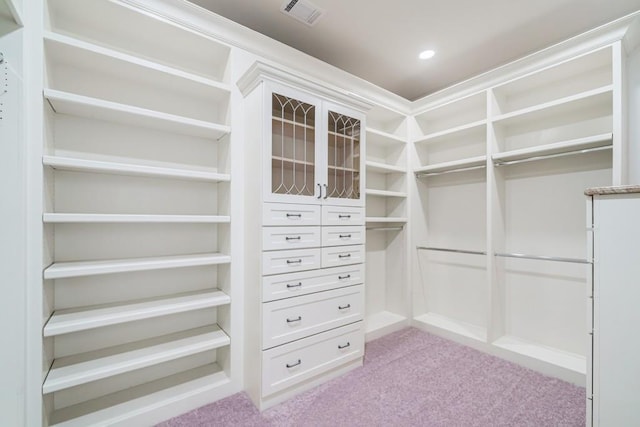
263;226;321;251
262;248;321;276
262;264;365;302
321;244;365;268
261;321;363;396
321;226;365;247
322;205;365;226
262;284;364;349
263;203;321;226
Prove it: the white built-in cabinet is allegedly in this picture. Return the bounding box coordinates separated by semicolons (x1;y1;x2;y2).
364;104;411;340
239;63;368;409
40;0;238;425
411;42;621;384
586;188;640;427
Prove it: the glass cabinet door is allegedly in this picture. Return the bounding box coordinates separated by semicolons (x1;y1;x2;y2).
323;104;365;206
267;85;322;203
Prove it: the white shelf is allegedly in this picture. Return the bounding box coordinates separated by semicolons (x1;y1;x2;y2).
414;312;487;342
493;335;586;374
43;325;229;394
43;155;230;182
365;189;407;198
366;217;408;223
365;160;405;174
492;133;613;164
366;128;406;145
44;290;231;336
43;213;230;224
272;116;315;130
328;165;359;173
44;89;230;140
272;156;315;167
44;31;231;95
365;311;408;335
491;85;613;126
44;253;231;279
414;155;487;175
49;363;229;427
327;130;359;140
414;119;486;144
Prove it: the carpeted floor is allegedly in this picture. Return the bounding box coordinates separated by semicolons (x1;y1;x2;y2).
157;327;585;426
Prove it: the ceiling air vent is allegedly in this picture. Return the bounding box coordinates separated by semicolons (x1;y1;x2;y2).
280;0;325;26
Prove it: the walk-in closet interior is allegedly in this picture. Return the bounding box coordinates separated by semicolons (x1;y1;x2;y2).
2;0;640;426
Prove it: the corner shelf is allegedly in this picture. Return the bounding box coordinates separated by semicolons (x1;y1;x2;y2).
43;325;230;394
365;189;407;198
365;160;405;174
366;127;406;145
44;253;232;280
44;89;230;140
49;363;230;427
43;214;231;224
43;155;230;182
44;290;231;337
414;119;486;144
492;133;613;165
414;155;487;176
414;312;487;342
366;217;408;224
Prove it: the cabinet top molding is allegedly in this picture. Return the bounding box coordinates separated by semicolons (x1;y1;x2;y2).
585;185;640;195
236;60;372;112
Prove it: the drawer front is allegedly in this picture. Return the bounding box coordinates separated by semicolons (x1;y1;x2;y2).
262;284;364;349
321;245;365;268
262;264;365;302
321;205;365;226
321;226;365;247
262;248;321;276
263;226;321;251
261;321;364;396
263;203;321;226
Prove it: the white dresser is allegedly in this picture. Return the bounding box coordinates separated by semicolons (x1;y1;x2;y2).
586;186;640;427
239;62;369;409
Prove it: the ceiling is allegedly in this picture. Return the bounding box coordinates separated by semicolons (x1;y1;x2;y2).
190;0;640;101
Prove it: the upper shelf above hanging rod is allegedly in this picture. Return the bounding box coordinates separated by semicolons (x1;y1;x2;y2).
367;226;404;231
416;246;486;256
415;164;486;178
494;252;592;264
493;143;612;167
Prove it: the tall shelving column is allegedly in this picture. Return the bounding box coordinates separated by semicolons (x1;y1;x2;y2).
411;92;489;344
364;104;411;340
41;0;237;425
487;44;616;383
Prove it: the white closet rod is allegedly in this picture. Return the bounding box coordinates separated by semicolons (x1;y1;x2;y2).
416;246;486;256
415;165;485;178
494;252;592;264
493;145;611;167
367;227;403;231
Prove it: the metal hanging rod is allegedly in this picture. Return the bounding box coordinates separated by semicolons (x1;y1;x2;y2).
415;164;485;178
494;252;592;264
367;227;404;231
493;145;612;167
416;246;486;256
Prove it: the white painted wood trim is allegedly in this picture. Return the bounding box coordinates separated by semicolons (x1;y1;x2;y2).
43;213;231;223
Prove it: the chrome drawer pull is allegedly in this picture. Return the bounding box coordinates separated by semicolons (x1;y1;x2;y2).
339;234;352;238
286;359;302;368
286;236;302;241
338;254;351;259
338;274;351;280
286;282;302;288
338;214;351;219
338;304;351;310
286;316;302;323
287;259;303;264
338;342;351;350
286;213;302;218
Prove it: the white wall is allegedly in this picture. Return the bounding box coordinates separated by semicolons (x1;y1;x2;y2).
627;46;640;183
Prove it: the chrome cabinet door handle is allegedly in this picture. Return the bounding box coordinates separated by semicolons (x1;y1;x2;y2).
323;183;328;199
317;183;322;199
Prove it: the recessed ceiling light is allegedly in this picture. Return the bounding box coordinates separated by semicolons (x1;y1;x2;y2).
419;50;436;60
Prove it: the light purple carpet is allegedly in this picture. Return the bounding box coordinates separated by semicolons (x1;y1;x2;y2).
158;327;585;426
